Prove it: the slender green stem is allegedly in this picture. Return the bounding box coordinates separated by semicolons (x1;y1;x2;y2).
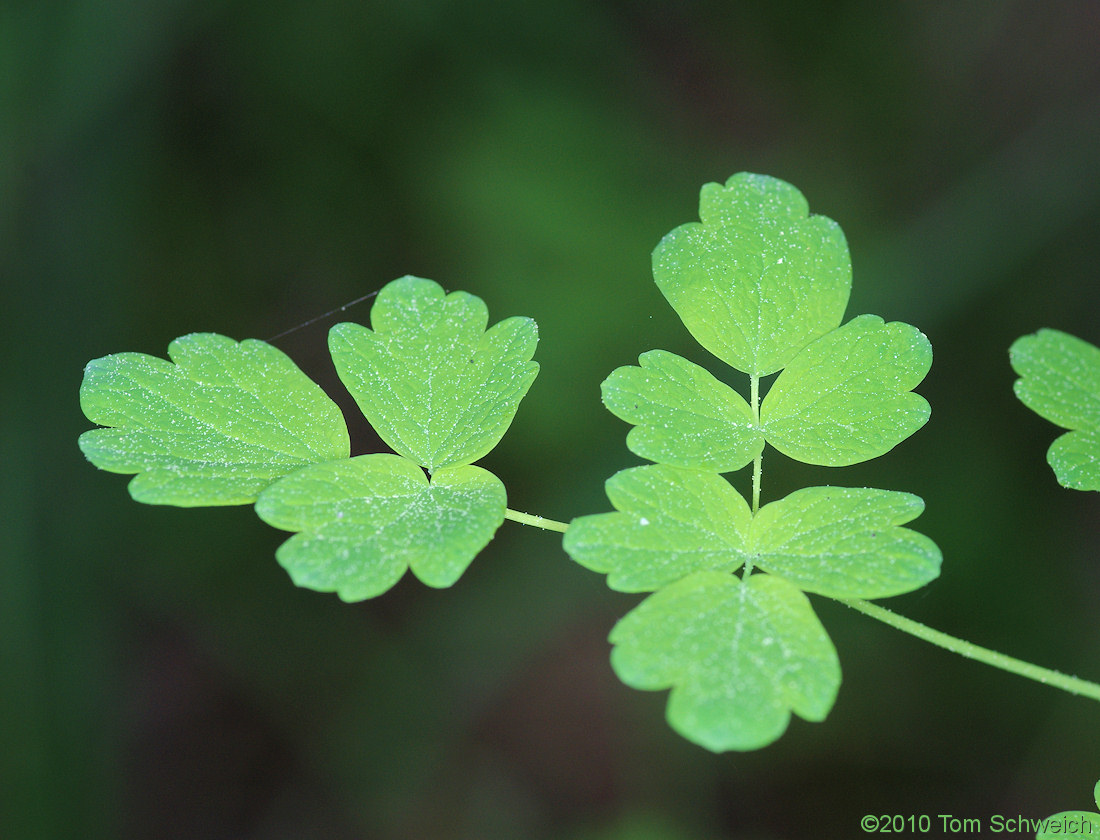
841;597;1100;702
505;508;570;533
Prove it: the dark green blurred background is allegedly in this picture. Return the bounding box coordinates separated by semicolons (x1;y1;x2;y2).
4;2;1100;838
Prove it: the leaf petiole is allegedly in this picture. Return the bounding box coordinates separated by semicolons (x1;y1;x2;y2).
841;597;1100;702
504;509;570;533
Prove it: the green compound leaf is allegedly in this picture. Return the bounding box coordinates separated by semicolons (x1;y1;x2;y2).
760;314;932;466
254;454;506;601
609;570;840;752
1010;329;1100;491
329;276;539;471
601;350;764;472
752;487;941;599
78;333;350;506
653;172;851;377
563;465;751;592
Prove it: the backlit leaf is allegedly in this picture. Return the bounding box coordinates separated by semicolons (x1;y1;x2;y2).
329;276;539;471
563;465;751;592
254;454;506;601
760;315;932;466
752;487;941;599
78;333;349;506
1010;329;1100;491
652;172;851;376
601;350;763;472
609;571;840;752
